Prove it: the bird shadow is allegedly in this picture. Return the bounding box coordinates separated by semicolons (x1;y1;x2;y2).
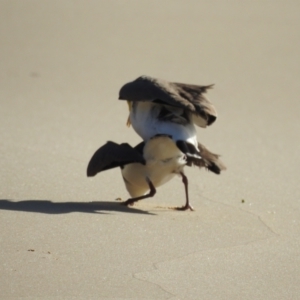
0;199;154;215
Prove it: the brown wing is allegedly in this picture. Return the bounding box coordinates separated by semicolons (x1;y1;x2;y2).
87;141;145;177
197;142;226;174
175;140;226;174
119;75;217;126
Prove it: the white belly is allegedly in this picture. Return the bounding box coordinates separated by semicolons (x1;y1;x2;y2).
130;102;198;148
121;135;186;198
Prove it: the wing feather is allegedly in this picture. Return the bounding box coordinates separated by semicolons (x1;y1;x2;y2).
119;75;217;126
197;142;227;174
87;141;145;177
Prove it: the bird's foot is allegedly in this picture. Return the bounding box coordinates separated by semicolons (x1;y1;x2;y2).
122;199;136;206
115;197;122;201
175;204;194;211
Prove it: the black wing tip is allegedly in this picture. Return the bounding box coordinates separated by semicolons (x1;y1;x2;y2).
207;115;217;126
207;164;221;174
86;161;97;177
87;169;95;177
87;171;95;177
207;160;227;174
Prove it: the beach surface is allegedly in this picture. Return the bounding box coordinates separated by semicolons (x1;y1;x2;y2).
1;1;300;299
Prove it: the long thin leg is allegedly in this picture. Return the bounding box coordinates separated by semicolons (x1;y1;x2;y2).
123;178;156;206
176;172;194;211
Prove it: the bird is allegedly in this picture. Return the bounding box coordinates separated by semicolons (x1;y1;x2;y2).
119;75;217;154
87;134;226;211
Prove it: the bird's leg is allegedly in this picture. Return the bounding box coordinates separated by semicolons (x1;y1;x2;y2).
123;178;156;206
176;172;194;211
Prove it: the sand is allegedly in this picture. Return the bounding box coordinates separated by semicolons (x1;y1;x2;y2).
1;1;300;299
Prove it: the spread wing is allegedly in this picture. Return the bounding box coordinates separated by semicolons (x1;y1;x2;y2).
119;75;217;126
87;141;145;177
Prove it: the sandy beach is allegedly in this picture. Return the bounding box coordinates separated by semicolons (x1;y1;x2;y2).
1;1;300;299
